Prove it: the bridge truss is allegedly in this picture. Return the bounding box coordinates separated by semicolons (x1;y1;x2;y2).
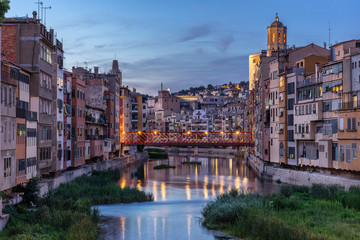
121;131;254;146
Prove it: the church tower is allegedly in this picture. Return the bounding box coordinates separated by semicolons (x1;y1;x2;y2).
267;13;287;56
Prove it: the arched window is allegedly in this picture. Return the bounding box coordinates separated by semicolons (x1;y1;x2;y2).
272;33;275;43
278;33;281;43
280;142;284;157
284;34;286;43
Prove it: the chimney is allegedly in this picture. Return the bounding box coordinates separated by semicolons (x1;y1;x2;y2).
133;88;136;93
323;42;327;49
293;44;296;49
32;11;37;22
94;66;99;75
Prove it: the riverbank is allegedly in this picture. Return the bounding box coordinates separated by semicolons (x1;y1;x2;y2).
0;152;148;232
247;152;360;189
202;184;360;240
0;169;153;239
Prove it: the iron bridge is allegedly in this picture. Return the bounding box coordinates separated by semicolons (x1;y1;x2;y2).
121;131;254;146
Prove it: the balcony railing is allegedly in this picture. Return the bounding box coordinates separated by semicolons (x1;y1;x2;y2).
85;115;107;125
26;111;37;121
297;76;322;88
86;134;107;140
16;107;27;118
1;72;18;86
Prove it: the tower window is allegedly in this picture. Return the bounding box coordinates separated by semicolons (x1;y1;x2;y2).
272;33;275;43
278;33;281;43
284;34;286;43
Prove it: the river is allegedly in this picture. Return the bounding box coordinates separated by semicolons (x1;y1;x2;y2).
98;153;280;240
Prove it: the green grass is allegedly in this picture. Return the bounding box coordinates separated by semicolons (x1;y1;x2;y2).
0;169;153;240
181;161;202;165
202;184;360;240
146;148;169;159
153;164;176;170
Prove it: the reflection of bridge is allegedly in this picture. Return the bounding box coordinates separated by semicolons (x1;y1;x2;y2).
121;131;254;146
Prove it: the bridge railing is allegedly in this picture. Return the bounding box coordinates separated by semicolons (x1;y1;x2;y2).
120;131;254;146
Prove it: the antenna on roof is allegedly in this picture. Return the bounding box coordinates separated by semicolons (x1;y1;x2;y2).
34;1;43;21
328;21;331;47
42;5;51;26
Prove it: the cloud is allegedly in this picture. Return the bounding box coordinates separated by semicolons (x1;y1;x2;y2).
94;44;106;49
179;24;213;42
218;35;234;53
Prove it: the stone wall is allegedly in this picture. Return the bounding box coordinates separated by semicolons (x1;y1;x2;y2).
38;153;147;197
247;153;360;189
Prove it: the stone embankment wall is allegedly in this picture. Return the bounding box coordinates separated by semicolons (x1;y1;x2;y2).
247;153;360;189
165;147;238;158
39;152;148;197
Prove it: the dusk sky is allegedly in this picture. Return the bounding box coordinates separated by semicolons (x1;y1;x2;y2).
7;0;360;95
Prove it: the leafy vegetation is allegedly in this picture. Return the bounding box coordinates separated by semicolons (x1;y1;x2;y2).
181;161;202;165
153;164;176;170
202;184;360;240
146;148;168;159
0;0;10;24
0;169;153;240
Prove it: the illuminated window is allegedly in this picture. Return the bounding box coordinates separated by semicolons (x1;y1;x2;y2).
284;34;286;43
278;33;281;43
272;33;275;43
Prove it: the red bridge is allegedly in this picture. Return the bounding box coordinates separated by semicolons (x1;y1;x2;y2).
121;131;254;146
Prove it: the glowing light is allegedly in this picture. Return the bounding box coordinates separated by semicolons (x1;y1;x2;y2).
153;181;158;201
122;131;125;134
187;215;192;240
136;180;142;191
236;131;240;135
161;182;166;201
154;131;157;134
187;131;191;135
221;131;224;135
186;184;191;200
203;175;209;200
138;131;141;134
219;176;224;195
205;131;208;135
120;216;126;240
235;176;241;190
120;177;126;189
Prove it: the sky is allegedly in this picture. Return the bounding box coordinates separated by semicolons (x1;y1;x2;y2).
6;0;360;95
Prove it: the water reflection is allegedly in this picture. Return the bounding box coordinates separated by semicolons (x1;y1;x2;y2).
99;154;280;240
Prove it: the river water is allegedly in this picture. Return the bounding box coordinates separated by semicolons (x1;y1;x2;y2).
98;153;279;240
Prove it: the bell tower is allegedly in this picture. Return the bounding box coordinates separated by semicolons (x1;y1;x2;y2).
267;13;287;56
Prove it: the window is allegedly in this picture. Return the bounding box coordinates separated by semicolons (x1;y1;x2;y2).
17;159;26;172
288;130;294;142
340;145;345;162
273;71;278;80
40;148;51;161
272;33;275;43
352;143;357;160
287;82;295;94
288;98;294;110
288;114;294;126
332;143;338;161
339;118;344;131
4;157;11;177
40;44;51;63
288;147;295;159
17;124;26;136
346;145;351;162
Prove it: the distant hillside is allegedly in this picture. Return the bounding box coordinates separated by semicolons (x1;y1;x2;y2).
173;81;248;96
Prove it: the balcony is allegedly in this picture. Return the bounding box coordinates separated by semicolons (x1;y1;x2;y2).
294;101;322;124
297;76;322;88
86;134;106;140
39;87;53;100
16;108;27;118
1;72;17;86
85;115;107;125
26;111;37;121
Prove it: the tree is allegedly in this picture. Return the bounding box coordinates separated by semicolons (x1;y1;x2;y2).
0;0;10;24
207;84;214;90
